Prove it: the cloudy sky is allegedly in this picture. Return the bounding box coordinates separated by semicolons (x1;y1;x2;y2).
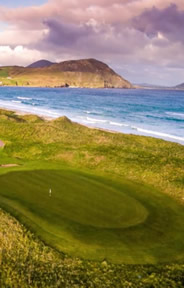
0;0;184;86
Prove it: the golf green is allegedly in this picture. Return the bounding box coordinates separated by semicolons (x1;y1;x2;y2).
0;168;184;264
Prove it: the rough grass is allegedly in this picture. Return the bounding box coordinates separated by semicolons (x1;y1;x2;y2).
1;209;184;288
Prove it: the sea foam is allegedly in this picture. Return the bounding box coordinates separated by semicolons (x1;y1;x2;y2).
133;127;184;142
166;112;184;119
17;97;32;100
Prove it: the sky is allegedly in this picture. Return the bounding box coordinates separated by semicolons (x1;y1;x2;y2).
0;0;46;7
0;0;184;86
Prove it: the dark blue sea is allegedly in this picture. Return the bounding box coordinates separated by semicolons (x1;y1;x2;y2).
0;87;184;144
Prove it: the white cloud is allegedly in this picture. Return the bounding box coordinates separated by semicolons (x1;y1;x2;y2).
0;25;45;46
0;45;47;66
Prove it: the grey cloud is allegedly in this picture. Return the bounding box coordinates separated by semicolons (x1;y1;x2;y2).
132;4;184;43
36;18;147;57
43;19;93;46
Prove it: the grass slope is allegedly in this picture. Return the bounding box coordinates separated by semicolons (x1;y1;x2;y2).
1;209;184;288
0;109;184;266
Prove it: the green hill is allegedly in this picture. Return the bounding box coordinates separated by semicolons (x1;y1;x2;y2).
0;58;133;88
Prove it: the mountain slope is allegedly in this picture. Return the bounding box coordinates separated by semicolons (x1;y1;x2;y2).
27;59;55;68
175;83;184;89
0;58;133;88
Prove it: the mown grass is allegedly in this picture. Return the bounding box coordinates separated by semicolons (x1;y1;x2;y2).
1;167;184;264
0;109;184;286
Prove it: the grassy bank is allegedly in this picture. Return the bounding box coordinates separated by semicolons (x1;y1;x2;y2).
0;108;184;286
1;208;184;288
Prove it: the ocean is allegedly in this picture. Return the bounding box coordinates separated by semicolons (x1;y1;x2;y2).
0;87;184;145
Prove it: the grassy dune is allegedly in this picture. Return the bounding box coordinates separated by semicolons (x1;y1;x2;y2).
0;109;184;286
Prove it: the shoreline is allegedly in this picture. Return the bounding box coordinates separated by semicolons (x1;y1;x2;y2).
1;85;184;92
0;106;121;135
0;106;53;121
0;106;183;146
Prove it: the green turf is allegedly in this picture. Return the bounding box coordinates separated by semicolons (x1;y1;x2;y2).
1;167;184;264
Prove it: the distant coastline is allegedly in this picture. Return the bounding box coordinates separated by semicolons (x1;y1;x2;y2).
0;58;133;89
1;58;184;90
1;83;184;91
134;84;184;91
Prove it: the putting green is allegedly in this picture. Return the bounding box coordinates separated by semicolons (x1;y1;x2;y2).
0;168;184;264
